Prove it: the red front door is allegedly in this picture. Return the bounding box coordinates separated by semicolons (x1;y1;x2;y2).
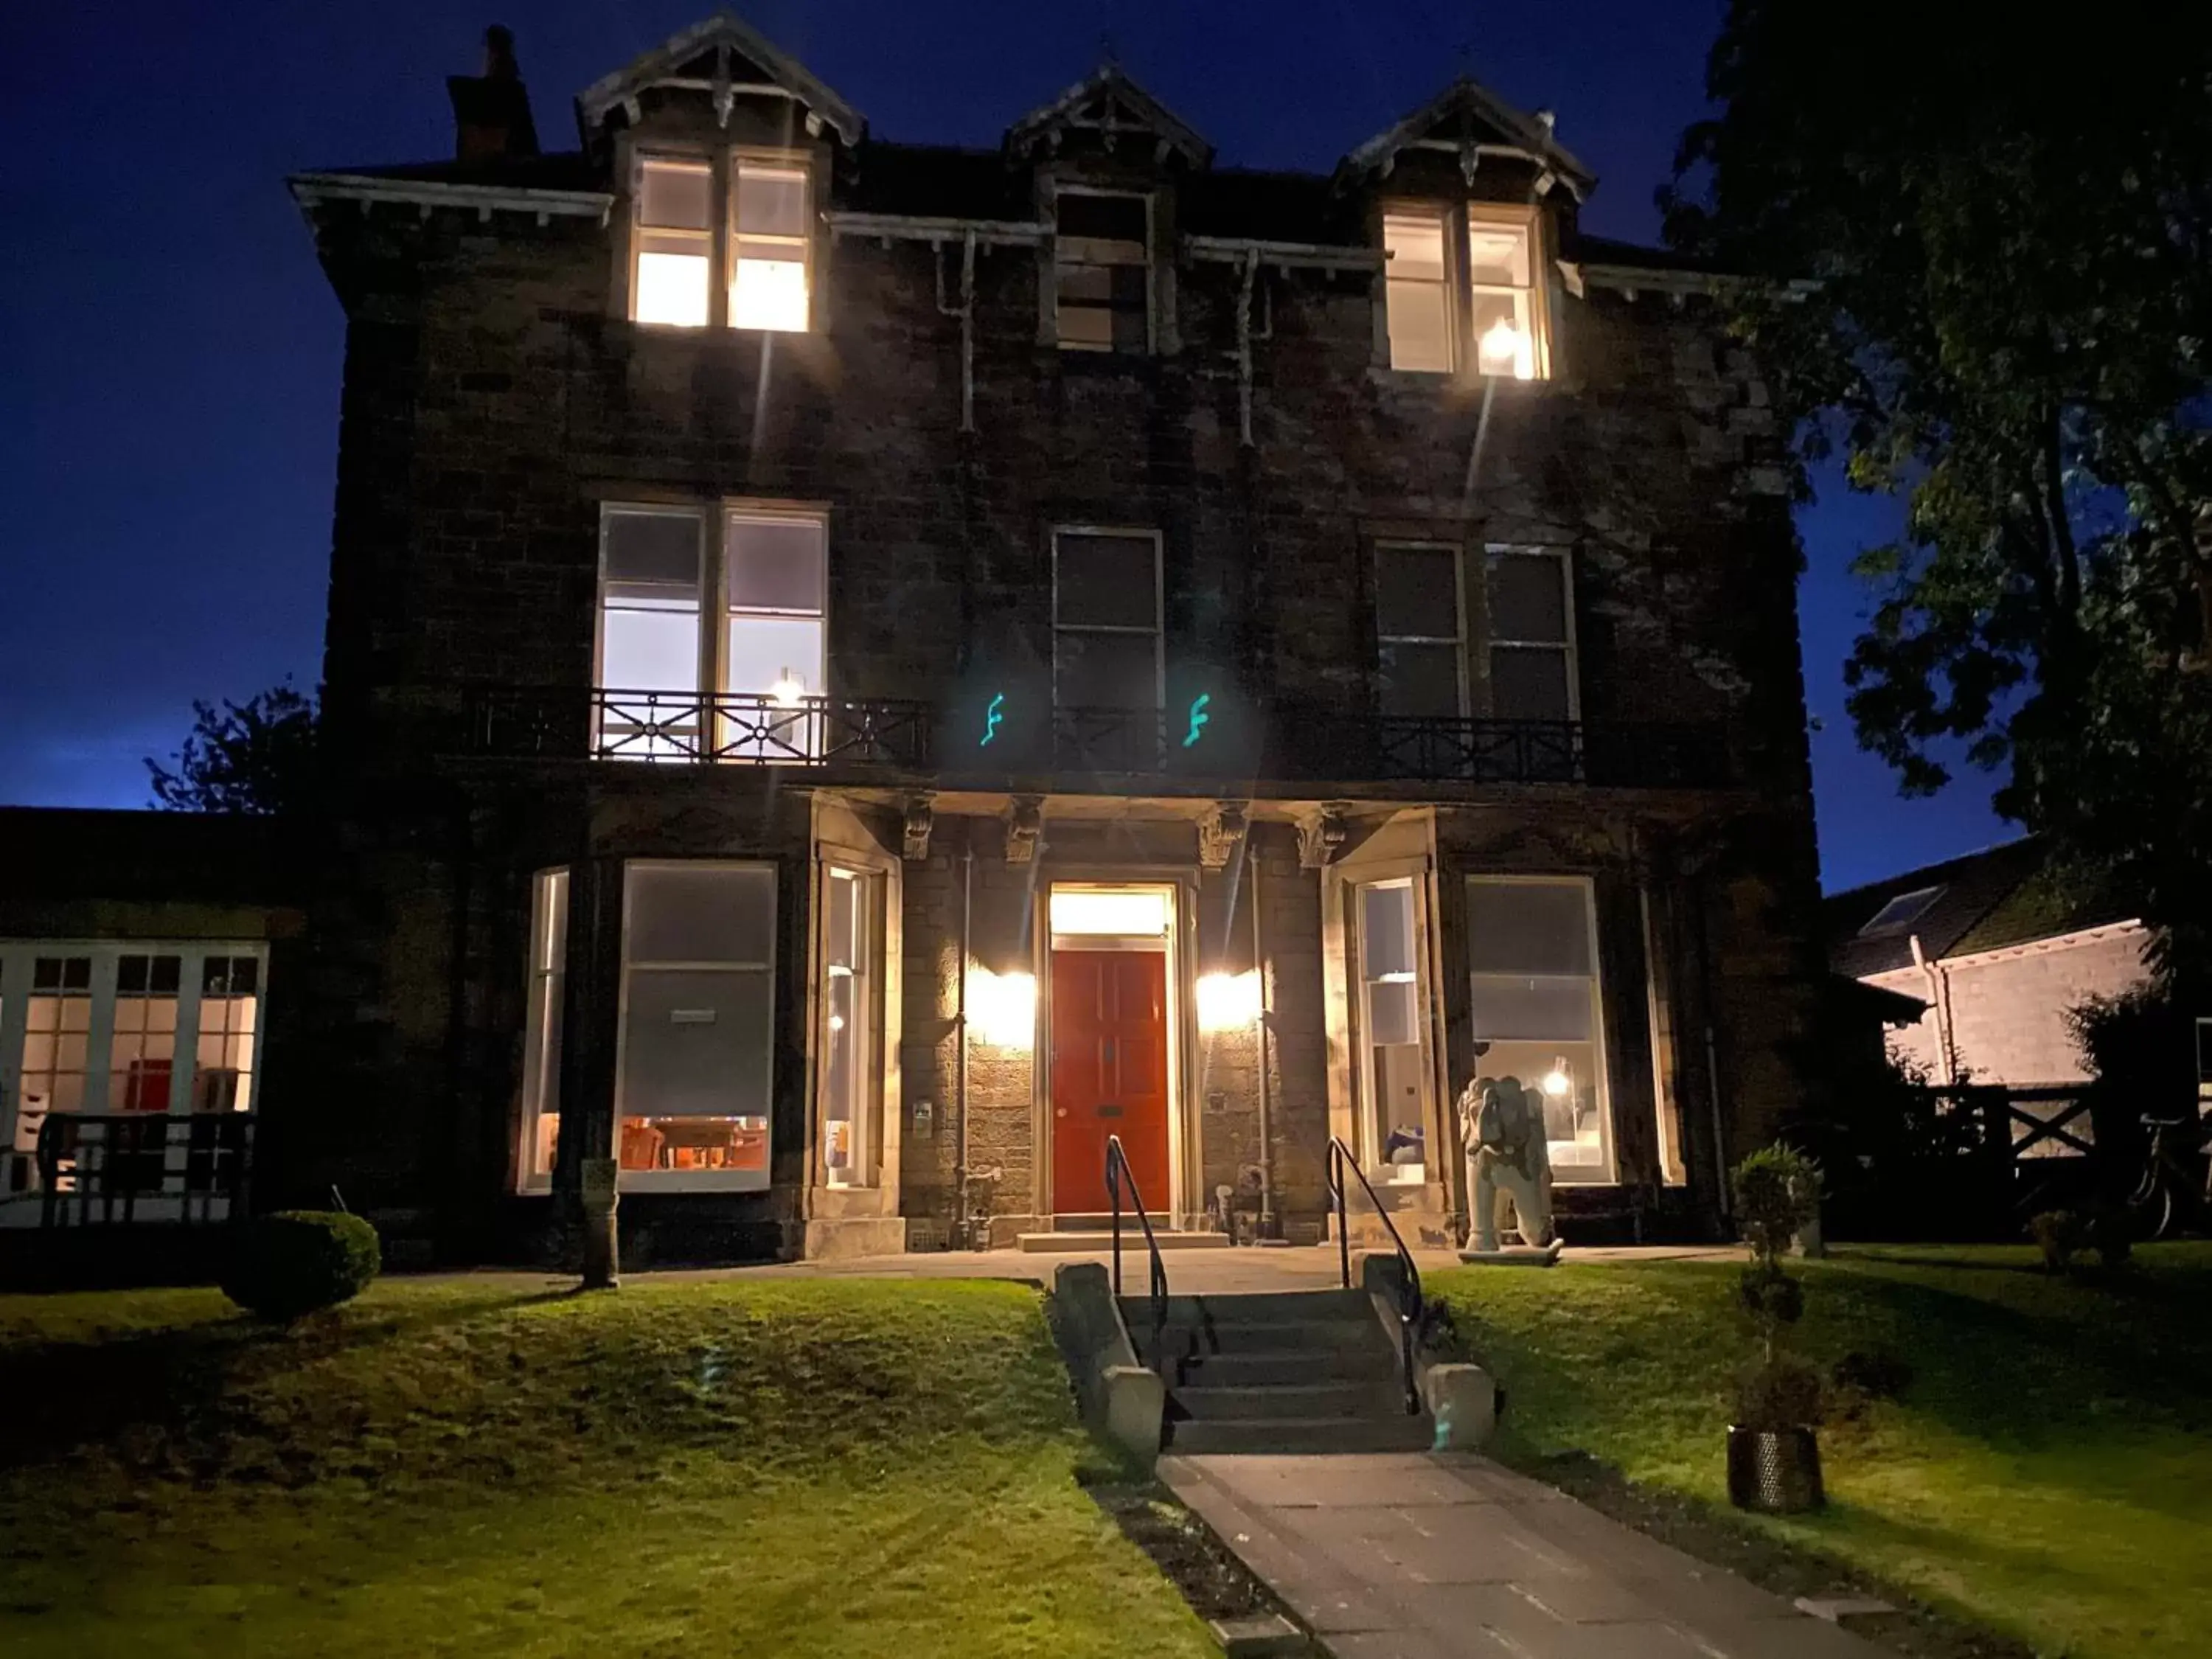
1051;949;1170;1214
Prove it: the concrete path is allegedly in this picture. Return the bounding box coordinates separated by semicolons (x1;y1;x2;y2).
1161;1452;1887;1659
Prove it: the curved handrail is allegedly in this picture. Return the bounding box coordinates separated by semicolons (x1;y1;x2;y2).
1105;1134;1170;1361
1326;1138;1424;1416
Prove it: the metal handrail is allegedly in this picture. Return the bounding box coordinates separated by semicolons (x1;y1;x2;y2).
1326;1137;1424;1416
1105;1134;1170;1363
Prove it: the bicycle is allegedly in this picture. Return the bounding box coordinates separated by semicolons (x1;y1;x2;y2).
2126;1112;2212;1240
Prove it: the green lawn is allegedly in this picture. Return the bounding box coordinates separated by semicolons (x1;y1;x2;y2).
0;1276;1211;1659
1432;1242;2212;1659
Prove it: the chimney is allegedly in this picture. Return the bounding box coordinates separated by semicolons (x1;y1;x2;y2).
448;24;540;162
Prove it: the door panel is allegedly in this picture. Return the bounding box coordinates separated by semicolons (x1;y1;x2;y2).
1050;950;1169;1214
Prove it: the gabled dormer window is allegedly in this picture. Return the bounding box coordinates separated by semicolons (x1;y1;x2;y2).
1382;202;1548;380
1054;190;1152;354
630;154;812;333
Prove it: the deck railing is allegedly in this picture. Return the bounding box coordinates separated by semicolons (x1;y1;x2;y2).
33;1113;254;1228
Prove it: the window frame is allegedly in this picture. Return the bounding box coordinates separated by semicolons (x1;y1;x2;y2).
1373;540;1470;719
1050;526;1166;712
611;859;779;1194
626;147;816;334
1379;199;1552;381
1483;545;1579;722
1052;185;1155;355
1352;873;1436;1188
816;863;883;1191
517;868;568;1194
1464;873;1615;1186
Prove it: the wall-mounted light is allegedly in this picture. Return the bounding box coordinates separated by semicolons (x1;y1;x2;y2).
1197;970;1262;1033
770;669;806;707
966;967;1035;1048
1541;1059;1572;1099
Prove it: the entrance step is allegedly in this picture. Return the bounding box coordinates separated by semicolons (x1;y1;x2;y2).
1016;1229;1231;1253
1169;1413;1437;1455
1173;1380;1402;1421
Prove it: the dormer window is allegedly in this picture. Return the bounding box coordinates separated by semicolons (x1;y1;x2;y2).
630;154;813;333
1382;202;1548;380
1055;190;1151;354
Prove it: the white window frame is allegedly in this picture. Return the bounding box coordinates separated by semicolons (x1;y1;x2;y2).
627;149;815;333
0;940;269;1213
1054;186;1155;355
595;503;710;757
1374;540;1470;718
1382;206;1456;373
818;864;880;1190
1466;203;1549;380
1465;874;1615;1186
612;860;777;1194
517;869;568;1194
1352;874;1433;1187
1484;546;1579;721
1051;526;1166;711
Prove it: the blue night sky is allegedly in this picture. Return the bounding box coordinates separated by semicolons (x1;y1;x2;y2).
0;0;2013;890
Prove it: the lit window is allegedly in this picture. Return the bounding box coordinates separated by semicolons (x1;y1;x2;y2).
1056;192;1150;353
628;154;813;333
1357;877;1430;1186
598;507;706;757
1486;548;1576;720
110;955;181;1112
723;509;826;756
1383;211;1453;372
1052;529;1162;709
633;159;714;327
617;861;776;1190
1049;888;1172;939
192;956;260;1113
819;867;881;1189
732;162;811;332
1374;543;1467;717
518;869;568;1190
1380;204;1549;380
1468;211;1540;379
1467;877;1611;1182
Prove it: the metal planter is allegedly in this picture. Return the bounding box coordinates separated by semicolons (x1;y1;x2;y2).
1726;1425;1826;1514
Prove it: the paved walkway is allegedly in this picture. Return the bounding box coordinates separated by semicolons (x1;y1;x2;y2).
1161;1452;1885;1659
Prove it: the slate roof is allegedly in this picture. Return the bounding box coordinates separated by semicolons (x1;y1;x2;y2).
1826;837;2138;979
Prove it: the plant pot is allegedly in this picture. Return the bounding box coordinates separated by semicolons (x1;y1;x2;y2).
1726;1425;1825;1514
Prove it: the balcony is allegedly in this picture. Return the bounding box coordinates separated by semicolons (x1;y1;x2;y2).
456;686;1733;791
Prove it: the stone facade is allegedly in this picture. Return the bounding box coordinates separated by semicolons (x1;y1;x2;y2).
269;17;1826;1263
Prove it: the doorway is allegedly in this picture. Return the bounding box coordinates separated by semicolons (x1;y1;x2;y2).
1046;884;1176;1217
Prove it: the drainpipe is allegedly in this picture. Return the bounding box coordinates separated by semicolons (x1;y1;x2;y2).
1690;877;1731;1219
955;832;973;1247
1251;844;1276;1234
1236;249;1258;448
1909;933;1956;1085
934;230;978;434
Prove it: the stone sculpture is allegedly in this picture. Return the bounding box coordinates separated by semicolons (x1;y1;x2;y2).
1458;1074;1557;1255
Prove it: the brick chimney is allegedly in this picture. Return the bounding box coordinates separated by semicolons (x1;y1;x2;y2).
447;24;539;162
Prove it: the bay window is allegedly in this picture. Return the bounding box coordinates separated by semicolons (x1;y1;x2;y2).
630;153;813;333
616;862;776;1190
1466;877;1612;1182
1355;877;1432;1185
1381;202;1549;380
518;869;568;1191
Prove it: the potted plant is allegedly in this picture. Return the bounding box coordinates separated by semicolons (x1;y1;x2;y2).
1727;1145;1826;1514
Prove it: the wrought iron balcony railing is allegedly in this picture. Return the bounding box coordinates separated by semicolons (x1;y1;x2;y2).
456;685;1732;790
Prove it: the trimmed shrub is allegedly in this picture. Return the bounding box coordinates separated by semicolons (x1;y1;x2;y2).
1736;1353;1826;1431
223;1210;380;1320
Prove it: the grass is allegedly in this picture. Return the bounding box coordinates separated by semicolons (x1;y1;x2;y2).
0;1276;1213;1659
1430;1242;2212;1659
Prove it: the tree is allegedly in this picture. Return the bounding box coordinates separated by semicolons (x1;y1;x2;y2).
1664;1;2212;981
145;681;319;817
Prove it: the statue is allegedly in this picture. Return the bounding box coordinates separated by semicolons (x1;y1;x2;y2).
1458;1074;1559;1259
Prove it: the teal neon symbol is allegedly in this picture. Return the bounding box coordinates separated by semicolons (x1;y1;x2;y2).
980;692;1005;747
1182;693;1212;748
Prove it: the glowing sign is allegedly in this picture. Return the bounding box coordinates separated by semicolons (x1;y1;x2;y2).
980;692;1004;747
1182;693;1211;748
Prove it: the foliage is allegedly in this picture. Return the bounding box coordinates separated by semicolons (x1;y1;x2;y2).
0;1279;1212;1659
2069;985;2200;1125
1735;1352;1825;1432
1666;1;2212;983
1731;1144;1823;1266
1431;1244;2212;1659
1732;1146;1826;1429
220;1210;380;1321
145;680;318;816
2029;1208;2086;1275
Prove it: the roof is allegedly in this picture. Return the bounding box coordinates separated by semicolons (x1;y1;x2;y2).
0;809;302;914
574;13;865;147
1005;65;1213;169
1826;836;2138;978
1338;77;1596;199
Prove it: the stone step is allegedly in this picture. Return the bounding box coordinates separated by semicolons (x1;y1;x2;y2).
1172;1380;1401;1421
1169;1413;1439;1455
1136;1317;1381;1357
1016;1229;1230;1253
1167;1346;1399;1387
1121;1289;1371;1323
